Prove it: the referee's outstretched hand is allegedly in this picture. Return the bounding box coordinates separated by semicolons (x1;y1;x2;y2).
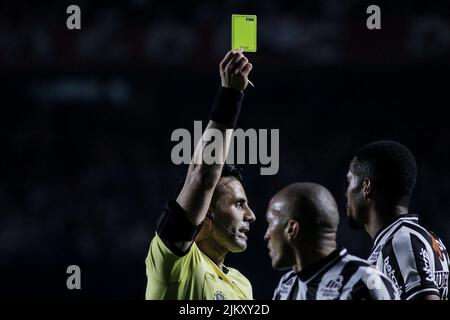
219;49;253;92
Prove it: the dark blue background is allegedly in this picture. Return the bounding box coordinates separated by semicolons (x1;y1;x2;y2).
0;0;449;298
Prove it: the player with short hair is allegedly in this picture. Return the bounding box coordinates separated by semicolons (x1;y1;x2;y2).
346;140;449;300
145;49;256;300
266;182;400;300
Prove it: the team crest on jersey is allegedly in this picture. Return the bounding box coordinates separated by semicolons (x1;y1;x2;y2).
213;291;226;300
431;236;444;259
317;275;343;300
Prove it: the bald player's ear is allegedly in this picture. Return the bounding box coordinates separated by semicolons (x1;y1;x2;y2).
285;219;300;241
362;178;372;199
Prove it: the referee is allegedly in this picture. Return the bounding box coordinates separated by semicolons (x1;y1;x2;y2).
145;50;256;300
265;182;400;300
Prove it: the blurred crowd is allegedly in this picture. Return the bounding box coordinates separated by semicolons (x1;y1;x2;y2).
1;0;449;70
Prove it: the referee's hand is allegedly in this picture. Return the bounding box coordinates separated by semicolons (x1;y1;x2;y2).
219;49;253;92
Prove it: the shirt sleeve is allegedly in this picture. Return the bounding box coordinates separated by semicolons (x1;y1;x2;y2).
383;227;440;300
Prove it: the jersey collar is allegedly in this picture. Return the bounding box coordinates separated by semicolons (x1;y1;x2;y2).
297;247;347;283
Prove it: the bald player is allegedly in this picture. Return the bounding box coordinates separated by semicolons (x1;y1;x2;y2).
265;182;400;300
145;50;256;300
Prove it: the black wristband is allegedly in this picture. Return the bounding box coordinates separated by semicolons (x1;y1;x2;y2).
209;87;244;128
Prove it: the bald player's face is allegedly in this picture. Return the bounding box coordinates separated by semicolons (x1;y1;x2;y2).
210;177;256;253
264;199;294;270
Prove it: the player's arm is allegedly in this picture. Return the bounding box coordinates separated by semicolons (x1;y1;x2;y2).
157;50;253;254
386;230;441;300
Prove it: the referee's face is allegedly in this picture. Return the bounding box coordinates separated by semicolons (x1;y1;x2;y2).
265;199;294;270
210;177;256;253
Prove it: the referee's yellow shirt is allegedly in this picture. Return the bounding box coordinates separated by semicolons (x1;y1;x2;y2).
145;233;253;300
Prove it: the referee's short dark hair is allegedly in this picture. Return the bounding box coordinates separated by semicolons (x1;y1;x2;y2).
220;164;243;183
350;140;417;206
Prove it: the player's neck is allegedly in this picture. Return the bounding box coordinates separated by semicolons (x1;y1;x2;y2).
197;238;228;270
293;237;337;273
366;204;409;239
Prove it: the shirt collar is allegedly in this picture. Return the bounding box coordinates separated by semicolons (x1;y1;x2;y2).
297;247;347;283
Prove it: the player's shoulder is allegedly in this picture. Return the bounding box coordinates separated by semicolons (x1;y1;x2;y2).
340;253;372;272
341;254;376;277
346;256;387;279
343;253;395;282
384;220;433;252
343;254;397;288
344;252;370;265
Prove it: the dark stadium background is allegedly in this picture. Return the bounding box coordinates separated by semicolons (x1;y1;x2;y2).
0;0;449;299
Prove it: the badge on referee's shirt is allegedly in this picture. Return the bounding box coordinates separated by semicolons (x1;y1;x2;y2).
214;291;226;300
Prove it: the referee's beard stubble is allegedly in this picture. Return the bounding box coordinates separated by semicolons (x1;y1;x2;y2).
198;214;249;253
211;214;249;243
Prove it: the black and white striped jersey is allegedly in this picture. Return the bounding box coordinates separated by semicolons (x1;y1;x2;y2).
273;248;400;300
368;214;449;300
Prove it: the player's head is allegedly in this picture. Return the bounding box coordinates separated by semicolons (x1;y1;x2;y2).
202;165;256;253
346;140;417;228
264;182;339;270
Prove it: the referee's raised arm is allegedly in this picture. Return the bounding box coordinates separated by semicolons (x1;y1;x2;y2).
158;49;253;254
